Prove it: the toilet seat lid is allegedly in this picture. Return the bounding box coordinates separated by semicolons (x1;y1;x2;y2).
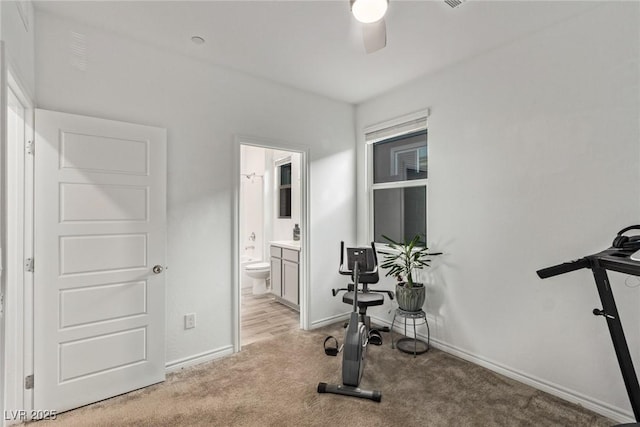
245;262;270;271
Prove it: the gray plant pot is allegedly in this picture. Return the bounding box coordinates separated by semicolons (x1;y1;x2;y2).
395;283;425;312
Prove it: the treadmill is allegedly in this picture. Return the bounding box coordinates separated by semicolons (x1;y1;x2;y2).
538;245;640;425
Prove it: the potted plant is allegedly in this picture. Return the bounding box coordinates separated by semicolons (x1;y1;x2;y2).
380;234;442;312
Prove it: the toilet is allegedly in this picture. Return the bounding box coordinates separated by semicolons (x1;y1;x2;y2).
244;262;271;296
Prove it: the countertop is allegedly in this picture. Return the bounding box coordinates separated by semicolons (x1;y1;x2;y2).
270;240;301;251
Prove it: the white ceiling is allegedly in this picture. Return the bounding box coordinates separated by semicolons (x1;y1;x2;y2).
33;1;602;104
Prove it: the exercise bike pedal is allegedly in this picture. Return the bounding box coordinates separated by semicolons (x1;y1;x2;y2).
323;336;342;356
368;330;383;346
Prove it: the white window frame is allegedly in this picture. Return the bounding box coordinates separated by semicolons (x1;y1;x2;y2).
365;109;429;247
390;141;426;178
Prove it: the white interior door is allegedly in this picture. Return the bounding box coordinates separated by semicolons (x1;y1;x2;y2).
33;109;167;412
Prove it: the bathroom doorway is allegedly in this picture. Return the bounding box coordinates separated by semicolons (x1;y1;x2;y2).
234;138;309;351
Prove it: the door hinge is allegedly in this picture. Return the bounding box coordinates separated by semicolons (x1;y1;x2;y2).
26;140;34;155
0;292;4;317
25;258;34;272
25;375;34;390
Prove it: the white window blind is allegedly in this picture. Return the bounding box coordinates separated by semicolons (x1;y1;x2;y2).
365;117;428;145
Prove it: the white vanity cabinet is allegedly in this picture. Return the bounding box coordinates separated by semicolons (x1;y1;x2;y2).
270;247;282;297
281;253;299;307
270;243;300;310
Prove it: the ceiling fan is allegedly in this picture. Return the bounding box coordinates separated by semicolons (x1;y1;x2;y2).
350;0;388;54
350;0;466;54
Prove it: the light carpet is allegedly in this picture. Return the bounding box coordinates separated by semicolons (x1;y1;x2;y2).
32;324;615;426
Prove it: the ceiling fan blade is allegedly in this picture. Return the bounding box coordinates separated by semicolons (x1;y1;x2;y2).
362;19;386;54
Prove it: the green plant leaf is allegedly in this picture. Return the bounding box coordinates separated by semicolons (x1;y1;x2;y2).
379;233;441;284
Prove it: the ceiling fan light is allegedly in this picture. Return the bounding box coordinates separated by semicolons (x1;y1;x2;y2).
351;0;388;24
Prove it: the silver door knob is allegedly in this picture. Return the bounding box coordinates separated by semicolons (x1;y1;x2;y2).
153;265;164;274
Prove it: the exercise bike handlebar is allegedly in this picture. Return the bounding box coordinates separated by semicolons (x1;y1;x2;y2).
536;257;590;279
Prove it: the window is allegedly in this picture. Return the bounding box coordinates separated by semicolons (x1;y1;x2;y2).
278;162;292;218
367;115;428;246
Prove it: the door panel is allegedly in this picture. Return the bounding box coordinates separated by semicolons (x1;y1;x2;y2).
60;233;147;275
60;131;148;174
282;259;299;305
271;257;282;296
34;109;166;412
60;183;148;222
59;280;147;328
59;327;147;381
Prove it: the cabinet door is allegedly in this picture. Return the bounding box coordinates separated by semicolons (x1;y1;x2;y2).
282;259;299;305
270;257;282;296
282;248;298;262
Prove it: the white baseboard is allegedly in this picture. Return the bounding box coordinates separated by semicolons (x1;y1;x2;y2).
310;312;350;329
165;345;234;373
370;315;634;424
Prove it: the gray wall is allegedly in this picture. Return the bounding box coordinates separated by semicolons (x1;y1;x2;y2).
1;1;35;97
356;2;640;421
35;10;356;366
4;0;639;422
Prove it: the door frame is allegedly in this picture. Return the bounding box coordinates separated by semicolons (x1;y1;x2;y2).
232;135;310;352
1;44;36;423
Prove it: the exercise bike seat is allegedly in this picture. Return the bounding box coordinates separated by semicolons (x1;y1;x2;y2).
342;291;384;308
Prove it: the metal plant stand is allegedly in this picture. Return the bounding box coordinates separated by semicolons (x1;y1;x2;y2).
390;308;429;357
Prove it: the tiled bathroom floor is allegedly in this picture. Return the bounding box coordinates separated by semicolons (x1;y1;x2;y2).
241;287;299;346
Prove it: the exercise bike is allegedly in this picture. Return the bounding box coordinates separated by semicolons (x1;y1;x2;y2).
317;242;393;402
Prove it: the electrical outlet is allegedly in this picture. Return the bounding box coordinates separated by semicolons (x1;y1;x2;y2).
184;313;196;329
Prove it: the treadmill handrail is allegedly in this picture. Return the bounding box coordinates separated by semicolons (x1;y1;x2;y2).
536;258;590;279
